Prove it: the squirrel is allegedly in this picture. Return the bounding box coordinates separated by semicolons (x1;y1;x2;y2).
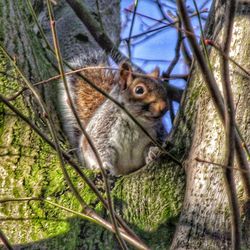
59;61;168;176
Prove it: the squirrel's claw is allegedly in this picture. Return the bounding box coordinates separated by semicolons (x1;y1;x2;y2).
145;146;161;164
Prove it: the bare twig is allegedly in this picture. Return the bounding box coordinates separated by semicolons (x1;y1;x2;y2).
65;0;127;64
6;88;27;101
0;229;13;250
205;40;250;82
127;0;138;59
124;8;168;25
176;0;250;198
33;67;187;88
0;197;149;250
164;17;182;77
46;2;128;249
156;0;173;23
0;94;150;250
195;158;249;173
26;1;182;165
220;1;241;248
163;16;183;124
122;10;208;41
192;0;212;71
181;40;192;66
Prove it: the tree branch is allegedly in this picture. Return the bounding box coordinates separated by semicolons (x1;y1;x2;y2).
65;0;183;102
0;197;149;250
0;93;150;250
176;0;250;198
65;0;127;64
220;1;241;248
46;2;128;249
0;229;13;250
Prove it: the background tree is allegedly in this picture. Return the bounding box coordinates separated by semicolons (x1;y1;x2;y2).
0;0;249;250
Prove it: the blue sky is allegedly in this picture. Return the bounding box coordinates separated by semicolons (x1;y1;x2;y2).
119;0;212;131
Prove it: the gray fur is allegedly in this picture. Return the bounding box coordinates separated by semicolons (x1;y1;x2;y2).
58;59;167;176
58;74;79;147
80;85;164;176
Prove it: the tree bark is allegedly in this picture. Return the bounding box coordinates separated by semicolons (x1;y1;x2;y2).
0;1;124;249
1;0;250;249
171;1;250;249
0;1;185;249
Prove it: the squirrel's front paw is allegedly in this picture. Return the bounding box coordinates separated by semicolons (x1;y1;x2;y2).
102;161;117;176
145;146;161;164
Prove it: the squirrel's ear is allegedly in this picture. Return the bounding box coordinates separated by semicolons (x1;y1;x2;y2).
148;66;160;78
119;61;133;90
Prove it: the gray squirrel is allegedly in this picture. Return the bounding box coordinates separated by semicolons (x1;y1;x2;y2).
59;61;168;176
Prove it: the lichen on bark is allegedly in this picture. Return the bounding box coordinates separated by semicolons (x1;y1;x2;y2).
171;2;250;249
0;0;187;249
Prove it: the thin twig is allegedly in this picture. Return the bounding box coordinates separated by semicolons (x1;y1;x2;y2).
127;0;138;60
6;88;27;101
0;197;95;223
156;0;172;23
220;1;241;248
46;2;128;249
122;10;207;41
33;67;187;88
195;158;249;173
164;17;182;77
0;197;149;250
192;0;212;71
27;0;53;51
181;40;192;66
124;8;168;25
0;94;150;250
133;3;193;67
205;40;250;84
26;1;182;164
176;0;250;198
163;16;183;124
0;229;13;250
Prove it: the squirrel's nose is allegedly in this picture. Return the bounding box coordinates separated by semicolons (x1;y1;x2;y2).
151;100;167;115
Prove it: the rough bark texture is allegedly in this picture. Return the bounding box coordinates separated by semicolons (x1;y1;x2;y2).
171;1;250;249
1;0;249;249
0;1;119;249
39;0;120;62
0;1;185;249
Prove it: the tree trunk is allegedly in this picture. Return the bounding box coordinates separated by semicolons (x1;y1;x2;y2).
0;1;124;249
1;0;249;249
171;1;250;249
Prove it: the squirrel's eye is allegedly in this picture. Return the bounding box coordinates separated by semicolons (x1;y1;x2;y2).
134;85;146;96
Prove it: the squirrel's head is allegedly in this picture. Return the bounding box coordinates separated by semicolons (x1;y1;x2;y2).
118;62;168;122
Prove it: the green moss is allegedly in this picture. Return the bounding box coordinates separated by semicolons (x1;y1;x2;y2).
113;161;185;249
0;48;82;247
0;2;187;248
